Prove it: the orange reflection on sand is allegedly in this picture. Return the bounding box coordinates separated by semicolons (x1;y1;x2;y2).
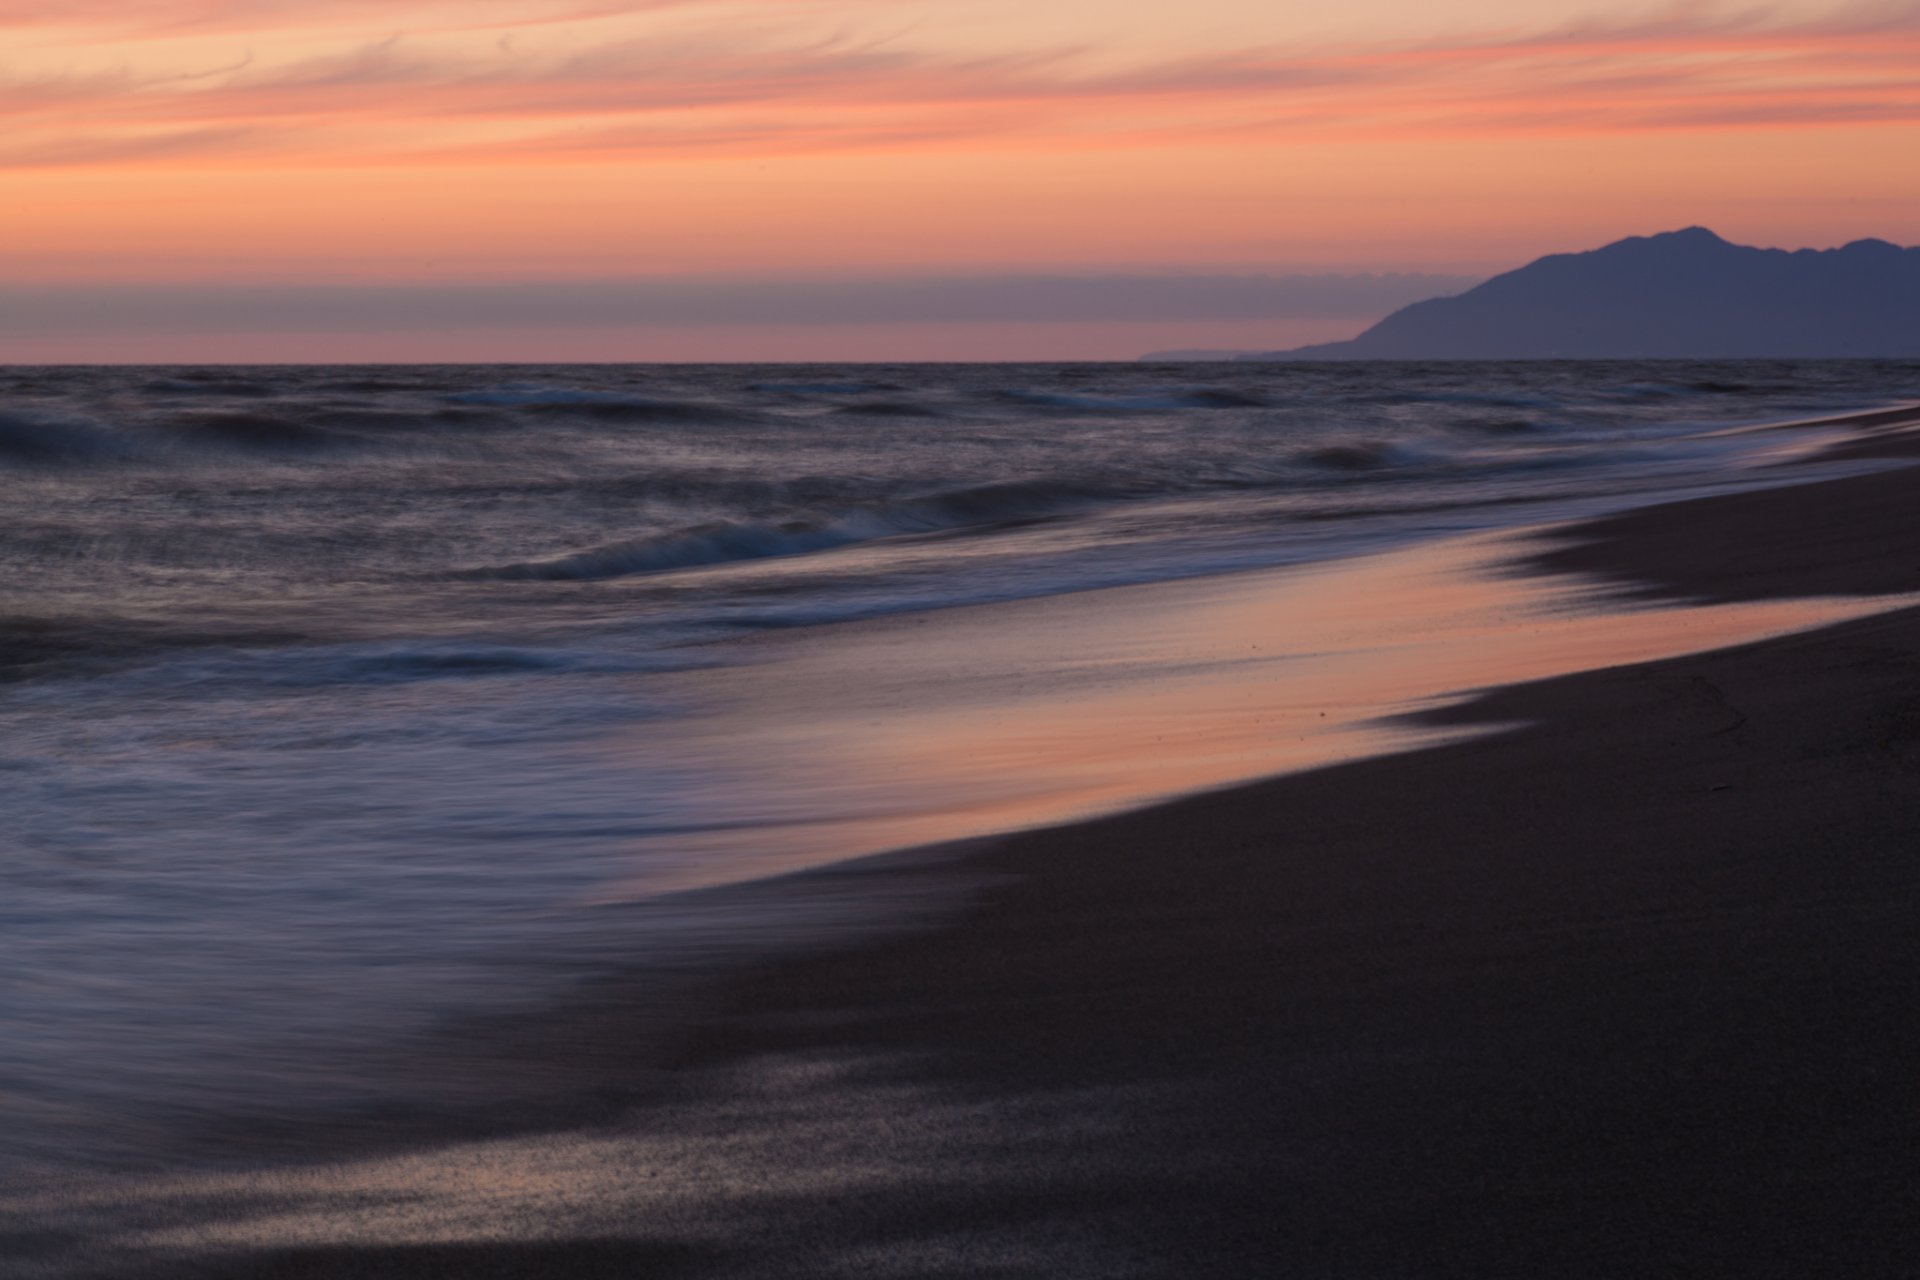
612;527;1911;896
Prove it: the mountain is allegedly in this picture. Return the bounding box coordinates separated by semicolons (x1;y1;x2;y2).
1237;228;1920;360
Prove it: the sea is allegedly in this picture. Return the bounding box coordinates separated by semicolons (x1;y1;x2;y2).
3;358;1917;1175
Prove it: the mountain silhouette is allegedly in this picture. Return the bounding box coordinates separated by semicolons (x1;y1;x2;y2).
1247;228;1920;359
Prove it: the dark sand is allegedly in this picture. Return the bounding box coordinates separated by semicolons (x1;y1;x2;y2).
77;437;1920;1278
1528;465;1920;601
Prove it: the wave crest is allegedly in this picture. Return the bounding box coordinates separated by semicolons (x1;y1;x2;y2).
0;413;136;465
467;480;1094;582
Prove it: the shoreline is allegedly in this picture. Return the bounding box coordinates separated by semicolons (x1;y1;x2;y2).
568;398;1920;907
16;407;1920;1277
665;446;1920;1276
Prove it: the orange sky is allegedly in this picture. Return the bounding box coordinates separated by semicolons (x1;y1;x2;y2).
5;0;1918;359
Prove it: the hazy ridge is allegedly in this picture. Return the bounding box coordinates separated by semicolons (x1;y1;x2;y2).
1174;229;1920;361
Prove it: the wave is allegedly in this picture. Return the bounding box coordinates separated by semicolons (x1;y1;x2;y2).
1602;379;1799;401
1375;390;1561;410
443;385;744;422
160;411;343;452
122;641;683;689
829;401;947;418
1452;417;1545;435
0;413;138;465
1297;442;1405;471
141;377;278;398
0;406;494;469
751;381;896;396
467;480;1099;582
311;407;494;432
0;605;689;689
525;400;747;425
443;386;641;408
995;387;1270;412
316;376;443;395
0;613;320;683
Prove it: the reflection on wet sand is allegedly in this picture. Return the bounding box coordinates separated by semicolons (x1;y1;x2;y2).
607;524;1912;898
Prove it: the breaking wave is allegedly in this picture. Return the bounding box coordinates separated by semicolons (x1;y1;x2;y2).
468;480;1100;582
0;412;138;465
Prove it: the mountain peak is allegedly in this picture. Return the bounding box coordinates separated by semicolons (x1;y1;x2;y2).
1241;228;1920;360
1602;226;1733;255
1652;226;1727;244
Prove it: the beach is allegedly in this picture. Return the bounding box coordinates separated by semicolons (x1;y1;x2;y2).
643;436;1920;1277
680;476;1920;1278
4;395;1913;1278
0;376;1904;1274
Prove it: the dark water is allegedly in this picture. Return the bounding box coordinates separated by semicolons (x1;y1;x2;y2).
2;359;1915;1171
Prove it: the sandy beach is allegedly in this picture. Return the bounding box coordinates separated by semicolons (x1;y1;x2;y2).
654;445;1920;1276
13;410;1920;1279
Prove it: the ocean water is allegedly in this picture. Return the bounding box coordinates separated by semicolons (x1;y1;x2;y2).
2;359;1916;1173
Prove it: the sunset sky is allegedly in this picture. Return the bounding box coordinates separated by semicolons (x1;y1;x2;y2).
6;0;1918;360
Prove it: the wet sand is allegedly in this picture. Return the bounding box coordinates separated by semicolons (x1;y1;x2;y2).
663;472;1920;1276
703;691;1914;1279
28;419;1920;1278
1528;462;1920;603
602;523;1897;899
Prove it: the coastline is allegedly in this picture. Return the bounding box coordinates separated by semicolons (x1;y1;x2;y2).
17;410;1920;1277
678;443;1920;1276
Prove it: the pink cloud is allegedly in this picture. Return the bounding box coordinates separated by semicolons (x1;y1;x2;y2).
0;0;686;36
3;2;1918;169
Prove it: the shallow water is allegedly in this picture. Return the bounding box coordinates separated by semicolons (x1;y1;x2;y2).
2;358;1917;1174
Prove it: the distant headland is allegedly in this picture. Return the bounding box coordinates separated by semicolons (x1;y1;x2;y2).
1145;228;1920;361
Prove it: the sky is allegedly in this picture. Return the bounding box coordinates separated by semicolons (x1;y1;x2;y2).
4;0;1917;360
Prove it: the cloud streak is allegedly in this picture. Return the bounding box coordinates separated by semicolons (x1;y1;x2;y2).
2;1;1917;170
0;273;1479;334
0;0;689;37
